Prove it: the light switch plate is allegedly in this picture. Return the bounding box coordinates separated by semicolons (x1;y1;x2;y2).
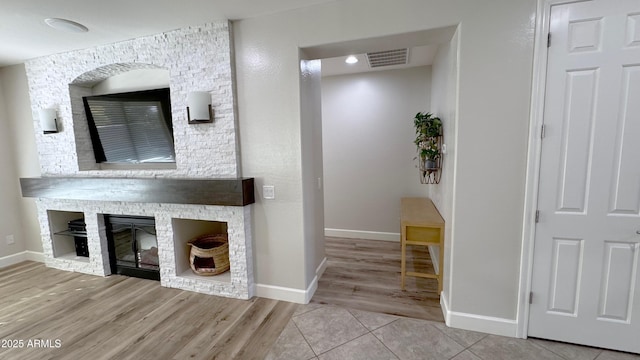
263;185;275;200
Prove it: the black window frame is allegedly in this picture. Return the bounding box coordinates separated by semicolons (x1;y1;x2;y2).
82;88;175;164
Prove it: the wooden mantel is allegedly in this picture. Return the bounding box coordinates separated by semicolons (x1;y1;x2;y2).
20;177;255;206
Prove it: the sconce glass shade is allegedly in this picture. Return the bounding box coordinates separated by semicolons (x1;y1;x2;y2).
187;91;213;123
39;108;58;134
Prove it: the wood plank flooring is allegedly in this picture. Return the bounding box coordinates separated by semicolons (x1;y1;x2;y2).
0;262;296;360
311;237;444;322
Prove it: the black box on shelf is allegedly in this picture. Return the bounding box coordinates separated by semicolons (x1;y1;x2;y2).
68;218;89;258
68;218;86;232
74;238;89;257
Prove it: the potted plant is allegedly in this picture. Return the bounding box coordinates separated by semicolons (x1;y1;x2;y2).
413;112;442;171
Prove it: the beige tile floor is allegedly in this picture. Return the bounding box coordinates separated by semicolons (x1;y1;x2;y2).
266;304;640;360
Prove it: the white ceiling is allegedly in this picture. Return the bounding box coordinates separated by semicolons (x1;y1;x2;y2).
0;0;338;66
321;45;439;77
307;26;456;77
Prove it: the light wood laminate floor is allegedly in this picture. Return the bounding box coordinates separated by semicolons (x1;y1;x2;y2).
311;237;444;322
0;262;296;360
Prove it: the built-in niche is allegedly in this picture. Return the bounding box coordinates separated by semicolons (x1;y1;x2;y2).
171;218;231;284
46;210;89;263
68;65;175;171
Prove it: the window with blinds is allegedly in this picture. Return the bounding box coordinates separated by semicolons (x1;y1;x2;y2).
83;89;175;164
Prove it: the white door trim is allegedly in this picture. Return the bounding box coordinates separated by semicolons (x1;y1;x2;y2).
517;0;593;339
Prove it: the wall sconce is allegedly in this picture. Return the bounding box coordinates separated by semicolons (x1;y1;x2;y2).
39;108;58;134
187;91;213;124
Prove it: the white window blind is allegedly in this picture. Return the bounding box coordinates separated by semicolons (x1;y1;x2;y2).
86;100;175;163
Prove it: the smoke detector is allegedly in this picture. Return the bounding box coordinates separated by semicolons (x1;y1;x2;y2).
44;18;89;33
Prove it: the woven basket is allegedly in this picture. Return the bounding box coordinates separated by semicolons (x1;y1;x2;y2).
188;234;230;276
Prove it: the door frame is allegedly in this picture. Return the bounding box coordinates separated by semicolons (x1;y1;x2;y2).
517;0;592;339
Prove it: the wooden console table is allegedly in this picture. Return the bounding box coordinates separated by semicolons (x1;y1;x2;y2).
400;197;444;294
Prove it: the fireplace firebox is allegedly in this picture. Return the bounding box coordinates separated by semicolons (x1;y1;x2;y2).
105;215;160;281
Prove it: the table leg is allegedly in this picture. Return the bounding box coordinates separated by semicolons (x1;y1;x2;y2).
401;225;406;290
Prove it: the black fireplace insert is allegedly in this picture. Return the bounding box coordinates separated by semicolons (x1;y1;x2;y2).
105;215;160;281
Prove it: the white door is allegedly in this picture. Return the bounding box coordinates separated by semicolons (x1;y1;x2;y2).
529;0;640;353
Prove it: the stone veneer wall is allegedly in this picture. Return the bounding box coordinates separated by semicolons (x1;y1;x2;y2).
36;199;254;299
24;21;239;177
23;22;254;300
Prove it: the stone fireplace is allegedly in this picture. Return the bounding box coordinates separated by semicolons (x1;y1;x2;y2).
25;188;254;299
21;21;256;300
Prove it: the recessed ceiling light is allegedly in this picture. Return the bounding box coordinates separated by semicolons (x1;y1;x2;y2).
345;55;358;64
44;18;89;33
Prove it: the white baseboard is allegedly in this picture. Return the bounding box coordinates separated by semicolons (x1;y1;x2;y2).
0;252;27;269
441;291;451;321
24;251;45;263
0;251;45;269
325;228;400;242
441;291;517;337
316;256;328;279
255;283;310;304
255;256;327;304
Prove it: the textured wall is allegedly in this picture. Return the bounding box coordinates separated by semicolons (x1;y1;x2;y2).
322;67;432;234
0;65;42;254
24;21;240;178
0;68;27;258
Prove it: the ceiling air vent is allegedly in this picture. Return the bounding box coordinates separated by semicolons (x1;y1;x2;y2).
366;48;409;68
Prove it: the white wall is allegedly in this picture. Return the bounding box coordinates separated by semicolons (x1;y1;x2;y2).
0;65;41;257
0;70;22;259
322;66;431;236
91;68;170;95
428;30;460;311
299;57;325;288
234;0;535;332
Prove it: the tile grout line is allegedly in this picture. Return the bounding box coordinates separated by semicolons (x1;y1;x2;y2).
344;307;386;330
467;348;486;360
315;332;376;358
282;305;617;360
298;306;398;359
344;307;401;359
447;348;467;360
425;322;475;360
428;319;483;351
293;303;323;319
291;317;320;358
527;338;568;359
458;331;488;358
459;333;497;360
528;338;603;360
304;308;371;357
370;328;402;360
465;334;488;349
